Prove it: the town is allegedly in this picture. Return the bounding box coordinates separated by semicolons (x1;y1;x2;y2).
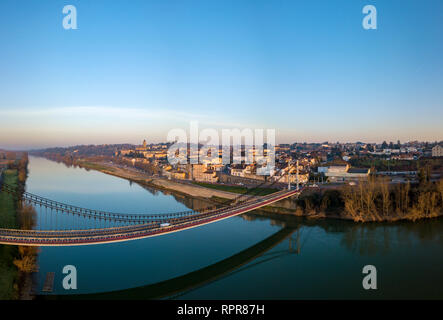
30;139;443;190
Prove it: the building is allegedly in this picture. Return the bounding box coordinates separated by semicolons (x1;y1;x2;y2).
432;145;443;157
154;152;167;160
278;172;309;184
321;164;370;182
317;166;328;174
190;164;219;183
136;140;148;152
170;170;187;180
327;164;349;174
392;154;415;160
163;168;187;180
230;167;244;177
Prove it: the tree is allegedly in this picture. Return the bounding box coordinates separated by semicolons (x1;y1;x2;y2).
418;166;431;186
13;246;38;273
18;204;36;230
379;177;390;218
438;179;443;204
6;152;16;160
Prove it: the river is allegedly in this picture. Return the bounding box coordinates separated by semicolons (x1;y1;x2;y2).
26;156;443;299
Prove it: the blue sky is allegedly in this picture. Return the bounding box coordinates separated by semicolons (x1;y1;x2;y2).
0;0;442;149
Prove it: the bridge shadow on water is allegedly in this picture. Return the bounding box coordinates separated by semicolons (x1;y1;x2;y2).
40;222;299;300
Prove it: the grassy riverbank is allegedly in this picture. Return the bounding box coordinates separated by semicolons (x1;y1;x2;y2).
191;182;278;196
80;161;117;173
0;155;37;300
0;169;19;299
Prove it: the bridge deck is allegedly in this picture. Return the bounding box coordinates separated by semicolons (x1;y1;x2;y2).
0;189;300;246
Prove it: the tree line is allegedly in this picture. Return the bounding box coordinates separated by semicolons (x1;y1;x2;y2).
3;153;39;296
296;174;443;222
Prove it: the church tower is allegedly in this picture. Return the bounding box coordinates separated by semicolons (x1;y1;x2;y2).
143;139;147;149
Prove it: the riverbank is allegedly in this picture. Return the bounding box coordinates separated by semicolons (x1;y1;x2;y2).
0;155;37;300
53;158;443;223
76;161;292;206
0;169;20;299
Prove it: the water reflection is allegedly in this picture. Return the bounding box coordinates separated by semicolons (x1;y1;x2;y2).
44;210;443;299
54;227;297;299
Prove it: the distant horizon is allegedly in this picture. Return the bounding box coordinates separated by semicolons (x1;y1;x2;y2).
2;139;442;152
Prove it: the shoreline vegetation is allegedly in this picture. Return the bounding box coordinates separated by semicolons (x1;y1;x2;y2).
296;175;443;222
0;153;37;300
35;154;443;223
191;181;278;196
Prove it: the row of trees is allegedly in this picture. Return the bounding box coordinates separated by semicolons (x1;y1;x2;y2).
341;177;442;221
113;157;162;175
41;151;163;177
296;176;443;222
348;156;443;172
5;154;39;296
13;204;38;274
32;144;136;157
6;152;29;184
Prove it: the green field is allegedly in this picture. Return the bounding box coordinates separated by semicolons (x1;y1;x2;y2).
79;161;116;173
0;169;19;299
192;181;278;196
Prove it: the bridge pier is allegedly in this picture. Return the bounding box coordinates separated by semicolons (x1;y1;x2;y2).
288;231;301;254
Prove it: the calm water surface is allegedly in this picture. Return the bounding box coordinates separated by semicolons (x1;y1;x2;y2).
26;157;443;299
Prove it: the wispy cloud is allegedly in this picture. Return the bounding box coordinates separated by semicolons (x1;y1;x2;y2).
0;106;253;128
0;106;262;149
